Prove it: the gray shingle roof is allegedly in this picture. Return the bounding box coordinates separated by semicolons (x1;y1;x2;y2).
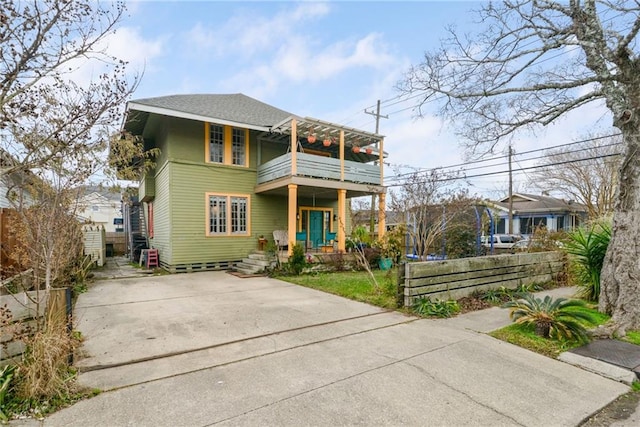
129;93;293;128
494;193;587;213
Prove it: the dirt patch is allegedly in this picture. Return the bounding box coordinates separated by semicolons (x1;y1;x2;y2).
457;296;493;313
580;391;640;426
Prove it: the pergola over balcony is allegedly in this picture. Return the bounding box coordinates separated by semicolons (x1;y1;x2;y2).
266;116;385;155
256;115;388;254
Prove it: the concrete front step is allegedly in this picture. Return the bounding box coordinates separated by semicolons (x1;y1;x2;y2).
234;262;264;275
244;257;272;267
234;266;263;276
248;252;273;262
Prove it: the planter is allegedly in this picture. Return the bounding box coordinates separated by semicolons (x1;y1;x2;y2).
378;257;393;271
352;146;361;154
323;139;331;147
365;147;373;155
307;135;316;144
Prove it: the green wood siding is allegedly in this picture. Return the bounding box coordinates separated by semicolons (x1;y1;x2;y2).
149;162;172;264
139;174;155;202
165;117;204;164
143;114;361;268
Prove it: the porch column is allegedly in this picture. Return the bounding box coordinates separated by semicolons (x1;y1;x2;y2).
378;137;386;238
339;130;345;181
291;118;297;176
337;189;346;252
379;137;384;185
287;184;298;256
378;192;386;238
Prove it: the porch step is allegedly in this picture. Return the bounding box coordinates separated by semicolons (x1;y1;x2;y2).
247;252;273;263
233;251;276;275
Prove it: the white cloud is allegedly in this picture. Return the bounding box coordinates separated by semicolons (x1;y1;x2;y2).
186;2;331;58
220;32;395;98
102;26;165;73
61;26;165;89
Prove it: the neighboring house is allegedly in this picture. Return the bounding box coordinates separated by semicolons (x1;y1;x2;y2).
76;187;123;233
120;94;387;272
488;193;588;236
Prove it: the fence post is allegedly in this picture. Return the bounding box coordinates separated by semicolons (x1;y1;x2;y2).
396;261;406;308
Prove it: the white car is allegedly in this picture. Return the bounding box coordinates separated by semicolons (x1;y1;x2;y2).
481;234;522;250
510;238;564;252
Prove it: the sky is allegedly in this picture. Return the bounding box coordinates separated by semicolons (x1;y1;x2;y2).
107;0;615;199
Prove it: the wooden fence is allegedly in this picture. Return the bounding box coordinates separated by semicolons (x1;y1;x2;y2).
1;288;70;364
398;251;565;307
83;225;105;266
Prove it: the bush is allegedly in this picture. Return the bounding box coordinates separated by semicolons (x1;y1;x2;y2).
287;243;306;275
564;222;611;301
502;293;595;344
0;365;15;422
372;224;406;263
412;297;460;318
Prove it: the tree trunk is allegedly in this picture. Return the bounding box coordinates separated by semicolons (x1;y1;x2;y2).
600;122;640;335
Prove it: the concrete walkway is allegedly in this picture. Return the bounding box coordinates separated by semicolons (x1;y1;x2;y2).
23;266;633;426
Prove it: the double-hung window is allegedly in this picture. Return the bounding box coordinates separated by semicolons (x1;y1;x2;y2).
208;196;227;234
206;123;248;167
231;128;245;166
209;124;224;163
207;193;250;236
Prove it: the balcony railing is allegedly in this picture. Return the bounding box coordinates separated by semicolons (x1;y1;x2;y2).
257;152;381;185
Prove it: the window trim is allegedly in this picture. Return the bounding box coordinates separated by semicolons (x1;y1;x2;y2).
205;192;251;237
204;123;249;167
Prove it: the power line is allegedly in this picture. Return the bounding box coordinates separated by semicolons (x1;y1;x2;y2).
386;133;622;181
385;152;621;188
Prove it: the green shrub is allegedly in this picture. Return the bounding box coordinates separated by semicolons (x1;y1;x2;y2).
502;293;595;344
0;365;15;422
478;286;512;304
564;222;611;302
287;243;306;275
412;297;460;318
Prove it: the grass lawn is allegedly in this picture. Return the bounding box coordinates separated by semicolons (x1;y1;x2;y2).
489;305;610;358
276;269;398;309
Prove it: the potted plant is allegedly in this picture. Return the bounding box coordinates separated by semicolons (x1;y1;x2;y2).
373;225;405;270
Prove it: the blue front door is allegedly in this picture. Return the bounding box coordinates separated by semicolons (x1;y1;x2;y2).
310;211;324;248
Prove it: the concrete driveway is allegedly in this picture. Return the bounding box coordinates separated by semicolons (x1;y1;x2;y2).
43;271;627;426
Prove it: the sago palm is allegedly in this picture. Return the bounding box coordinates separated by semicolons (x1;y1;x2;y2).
502;293;595;344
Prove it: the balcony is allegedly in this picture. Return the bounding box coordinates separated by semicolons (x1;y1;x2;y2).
257;152;381;186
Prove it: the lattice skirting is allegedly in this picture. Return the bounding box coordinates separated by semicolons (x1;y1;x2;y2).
161;260;241;273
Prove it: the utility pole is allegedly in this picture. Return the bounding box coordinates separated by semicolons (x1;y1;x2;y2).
508;145;513;235
365;100;388;240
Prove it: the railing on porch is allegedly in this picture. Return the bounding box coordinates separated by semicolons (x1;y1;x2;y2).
257;152;380;185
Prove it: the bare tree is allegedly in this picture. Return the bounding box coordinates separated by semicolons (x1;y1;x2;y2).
0;0;138;177
388;168;477;260
532;133;621;219
0;0;158;347
400;1;640;334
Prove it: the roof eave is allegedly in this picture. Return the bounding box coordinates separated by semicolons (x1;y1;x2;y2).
127;102;273;132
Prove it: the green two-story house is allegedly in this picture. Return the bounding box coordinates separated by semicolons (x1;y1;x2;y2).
121;94;386;272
